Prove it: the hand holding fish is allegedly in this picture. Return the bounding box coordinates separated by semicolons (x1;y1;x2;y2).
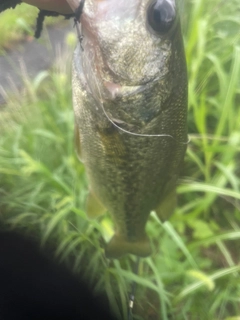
0;0;73;14
22;0;73;14
0;0;85;37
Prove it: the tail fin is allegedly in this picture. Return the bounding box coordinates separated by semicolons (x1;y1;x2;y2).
105;234;152;258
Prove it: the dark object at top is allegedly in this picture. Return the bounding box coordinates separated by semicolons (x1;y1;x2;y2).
0;0;21;12
0;0;75;38
34;9;74;38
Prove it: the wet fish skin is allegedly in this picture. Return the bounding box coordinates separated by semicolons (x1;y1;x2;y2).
72;0;188;258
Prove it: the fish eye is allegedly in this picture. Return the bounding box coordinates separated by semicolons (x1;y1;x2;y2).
147;0;176;34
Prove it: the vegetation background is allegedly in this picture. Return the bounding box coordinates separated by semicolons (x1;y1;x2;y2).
0;0;240;319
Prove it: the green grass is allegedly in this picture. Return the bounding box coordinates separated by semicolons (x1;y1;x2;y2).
0;0;240;319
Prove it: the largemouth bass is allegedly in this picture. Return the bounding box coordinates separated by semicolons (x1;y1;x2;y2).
70;0;188;258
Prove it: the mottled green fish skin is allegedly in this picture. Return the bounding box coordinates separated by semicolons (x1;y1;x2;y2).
72;0;188;258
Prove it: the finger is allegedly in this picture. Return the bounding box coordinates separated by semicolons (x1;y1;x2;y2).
22;0;73;14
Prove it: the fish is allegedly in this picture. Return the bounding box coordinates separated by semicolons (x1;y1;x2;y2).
69;0;188;258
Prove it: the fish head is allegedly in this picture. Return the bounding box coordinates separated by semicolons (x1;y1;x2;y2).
79;0;184;99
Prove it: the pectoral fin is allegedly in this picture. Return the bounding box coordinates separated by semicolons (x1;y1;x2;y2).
155;188;177;222
86;191;106;219
105;234;152;258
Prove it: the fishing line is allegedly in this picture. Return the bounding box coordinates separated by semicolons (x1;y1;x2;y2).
128;257;140;320
99;84;189;144
88;56;189;145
